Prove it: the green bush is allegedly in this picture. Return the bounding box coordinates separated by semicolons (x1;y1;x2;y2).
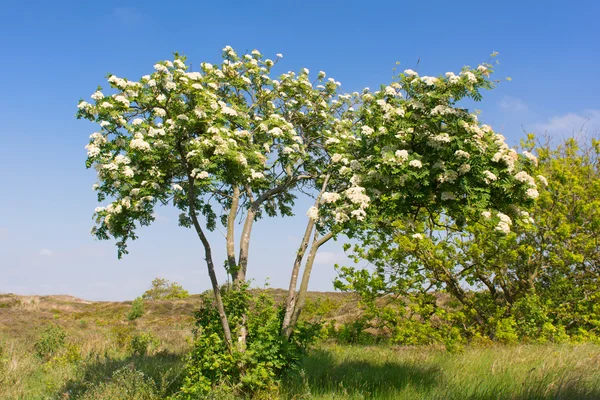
35;324;67;360
129;332;160;356
176;287;319;398
80;364;162;400
127;297;145;321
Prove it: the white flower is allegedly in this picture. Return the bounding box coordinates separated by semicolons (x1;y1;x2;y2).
192;170;209;179
331;154;343;163
78;101;91;109
404;69;419;77
130;137;151;151
122;166;134;178
481;211;492;219
132;118;143;126
268;127;283;137
91;91;104;100
321;192;341;203
100;121;110;127
497;212;512;225
154;63;169;73
526;188;539;199
276;53;283;58
458;163;471;175
92;183;100;191
537;175;548;187
455;150;470;159
522;151;538;166
395;149;409;162
421;76;437;85
345;186;370;206
514;171;536;186
412;233;423;239
250;170;264;180
495;221;511;234
221;106;237;116
85;143;100;157
409;160;422;168
483;170;497;184
165;81;177;91
153;108;167;117
307;206;319;221
114;95;130;107
172;184;183;191
361;126;374;136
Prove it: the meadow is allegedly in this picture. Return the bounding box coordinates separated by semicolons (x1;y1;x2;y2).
1;292;599;399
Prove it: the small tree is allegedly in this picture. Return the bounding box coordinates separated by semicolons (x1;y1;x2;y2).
142;278;189;300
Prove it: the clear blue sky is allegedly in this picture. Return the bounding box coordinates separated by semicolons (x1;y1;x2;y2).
1;0;599;300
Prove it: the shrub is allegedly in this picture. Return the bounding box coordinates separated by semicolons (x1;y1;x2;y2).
111;325;136;348
142;278;190;300
80;364;162;400
176;287;318;398
129;332;161;356
127;297;145;321
35;324;67;359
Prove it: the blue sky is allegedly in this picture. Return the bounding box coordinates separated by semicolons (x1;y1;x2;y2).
1;0;599;300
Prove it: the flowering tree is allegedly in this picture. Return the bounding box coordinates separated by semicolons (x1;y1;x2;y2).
77;47;354;351
77;47;537;371
280;57;539;337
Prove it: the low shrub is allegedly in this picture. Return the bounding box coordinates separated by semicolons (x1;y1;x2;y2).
35;324;67;360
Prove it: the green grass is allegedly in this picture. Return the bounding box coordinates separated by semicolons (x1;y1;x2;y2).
1;293;599;399
283;343;600;399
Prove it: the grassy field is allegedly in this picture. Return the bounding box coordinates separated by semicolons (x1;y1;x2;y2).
1;293;599;399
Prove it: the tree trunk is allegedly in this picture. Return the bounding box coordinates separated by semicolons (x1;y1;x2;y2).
285;231;333;338
226;186;240;281
281;175;330;337
188;199;234;351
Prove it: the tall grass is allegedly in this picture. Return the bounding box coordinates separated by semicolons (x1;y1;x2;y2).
283;343;600;399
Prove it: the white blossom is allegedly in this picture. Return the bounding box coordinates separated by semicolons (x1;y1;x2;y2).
537;175;548;187
409;160;422;168
412;233;423;239
483;170;497;184
307;206;319;221
321;192;341;203
91;91;104;100
522;151;538;166
526;188;539;199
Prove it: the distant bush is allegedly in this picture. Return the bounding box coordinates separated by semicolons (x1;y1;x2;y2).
142;278;190;300
127;297;145;321
35;324;66;360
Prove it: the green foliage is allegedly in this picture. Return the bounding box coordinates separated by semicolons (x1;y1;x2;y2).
142;278;190;300
111;324;137;348
80;365;162;400
127;297;145;321
336;135;600;345
177;288;319;398
494;317;519;344
35;324;67;360
129;332;161;356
